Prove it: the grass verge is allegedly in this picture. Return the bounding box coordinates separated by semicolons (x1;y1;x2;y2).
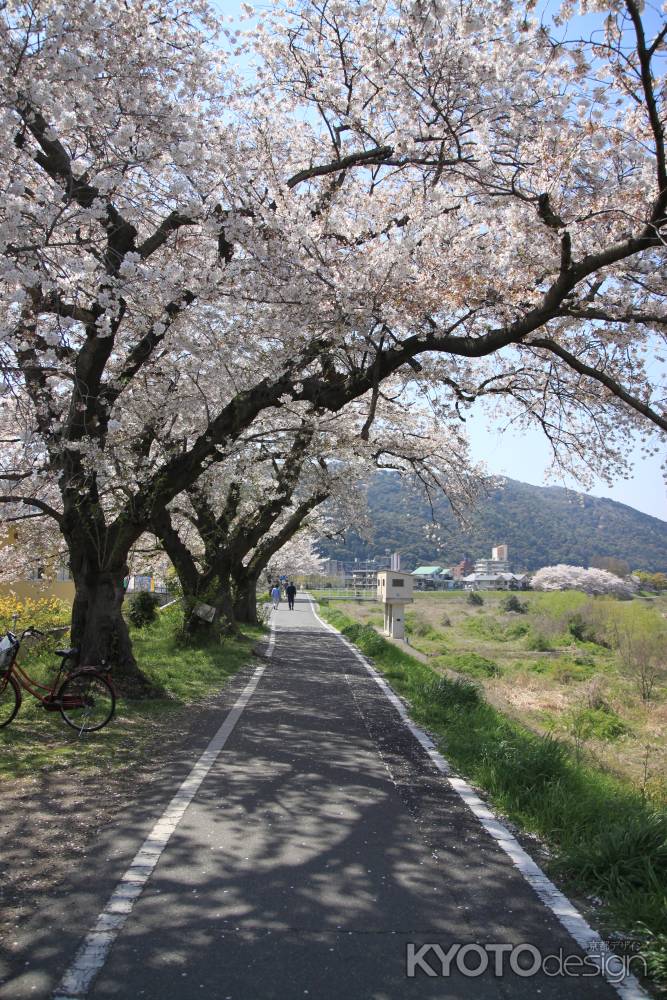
0;603;264;779
317;604;667;991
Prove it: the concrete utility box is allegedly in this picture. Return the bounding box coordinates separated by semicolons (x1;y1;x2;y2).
376;570;414;640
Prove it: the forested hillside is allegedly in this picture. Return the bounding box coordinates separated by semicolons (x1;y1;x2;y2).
317;474;667;572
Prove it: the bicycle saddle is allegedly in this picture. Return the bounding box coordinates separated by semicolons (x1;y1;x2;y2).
56;647;78;658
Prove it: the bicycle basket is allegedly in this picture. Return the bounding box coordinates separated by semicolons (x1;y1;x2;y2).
0;633;18;671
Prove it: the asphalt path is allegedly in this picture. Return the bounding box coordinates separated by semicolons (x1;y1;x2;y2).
20;596;636;999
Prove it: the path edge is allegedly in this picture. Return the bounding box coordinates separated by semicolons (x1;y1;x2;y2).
306;595;650;1000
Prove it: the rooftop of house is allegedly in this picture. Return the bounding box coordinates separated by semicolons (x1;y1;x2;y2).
462;572;527;582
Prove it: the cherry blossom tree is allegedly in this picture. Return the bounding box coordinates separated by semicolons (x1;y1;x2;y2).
531;563;637;595
151;420;332;630
150;397;480;626
0;514;65;585
266;532;325;583
253;0;667;478
2;0;666;688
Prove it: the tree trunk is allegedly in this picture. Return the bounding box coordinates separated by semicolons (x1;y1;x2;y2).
184;586;238;636
233;573;261;625
70;560;153;696
151;509;239;636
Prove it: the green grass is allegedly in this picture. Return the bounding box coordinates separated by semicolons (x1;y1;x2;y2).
0;604;263;779
434;651;500;678
462;613;529;642
319;602;667;988
525;656;597;684
564;706;631;742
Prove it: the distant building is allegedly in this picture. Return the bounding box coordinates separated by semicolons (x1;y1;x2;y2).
321;558;346;577
475;543;510;574
462;572;528;591
475;557;510;573
463;544;528;589
350;568;379;588
411;566;457;590
125;575;168;594
412;565;443;581
450;558;474;580
451;558;473;579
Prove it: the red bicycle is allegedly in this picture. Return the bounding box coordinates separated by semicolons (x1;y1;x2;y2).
0;626;116;734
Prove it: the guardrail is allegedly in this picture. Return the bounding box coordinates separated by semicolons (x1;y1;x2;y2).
309;589;378;602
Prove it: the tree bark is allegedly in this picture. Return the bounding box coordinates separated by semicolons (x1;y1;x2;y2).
182;577;237;637
150;507;237;634
69;558;153;695
233;571;261;625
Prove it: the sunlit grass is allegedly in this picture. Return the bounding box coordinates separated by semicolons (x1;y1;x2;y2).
0;604;263;779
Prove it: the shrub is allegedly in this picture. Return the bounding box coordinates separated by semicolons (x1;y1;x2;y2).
467;591;484;606
568;612;599;643
439;651;500;678
0;595;70;633
501;594;528;614
611;609;667;703
552;659;597;684
463;614;529;642
527;658;551;675
480;731;571;796
341;622;386;658
559;811;667;897
411;620;436;638
586;676;609;711
440;614;452;627
419;675;482;709
525;629;552;651
505;620;530;638
127;591;159;629
566;706;630;742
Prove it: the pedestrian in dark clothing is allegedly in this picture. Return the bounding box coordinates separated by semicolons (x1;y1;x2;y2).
286;581;297;610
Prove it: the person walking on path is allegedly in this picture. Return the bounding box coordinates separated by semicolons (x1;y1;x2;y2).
286;581;297;610
270;584;281;610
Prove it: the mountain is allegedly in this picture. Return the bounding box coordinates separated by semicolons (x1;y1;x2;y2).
317;473;667;572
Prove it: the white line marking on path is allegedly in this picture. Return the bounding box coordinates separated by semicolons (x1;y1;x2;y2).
53;625;275;1000
306;596;649;1000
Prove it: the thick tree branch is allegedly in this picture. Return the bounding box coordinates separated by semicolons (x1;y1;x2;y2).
17;101;137;275
0;494;63;524
528;337;667;432
287;145;393;188
559;306;667;325
150;507;202;595
243;491;329;578
625;0;667;192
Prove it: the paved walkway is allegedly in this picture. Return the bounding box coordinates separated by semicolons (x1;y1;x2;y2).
18;597;634;998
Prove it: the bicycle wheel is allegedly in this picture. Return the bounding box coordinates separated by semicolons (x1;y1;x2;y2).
58;672;115;733
0;674;21;728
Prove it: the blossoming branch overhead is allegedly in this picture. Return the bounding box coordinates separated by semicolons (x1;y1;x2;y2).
0;0;665;674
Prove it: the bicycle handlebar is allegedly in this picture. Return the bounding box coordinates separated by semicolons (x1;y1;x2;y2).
19;626;46;640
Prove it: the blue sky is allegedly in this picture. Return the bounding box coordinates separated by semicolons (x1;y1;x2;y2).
464;416;665;520
214;0;666;521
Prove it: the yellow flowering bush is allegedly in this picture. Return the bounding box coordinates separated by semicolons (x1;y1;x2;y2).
0;595;70;635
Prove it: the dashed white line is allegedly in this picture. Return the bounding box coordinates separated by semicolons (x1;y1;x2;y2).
52;625;275;999
306;596;649;1000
